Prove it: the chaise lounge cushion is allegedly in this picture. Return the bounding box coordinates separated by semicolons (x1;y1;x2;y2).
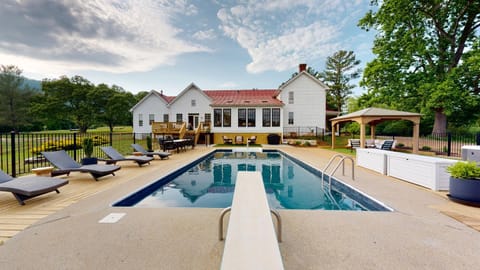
0;169;68;205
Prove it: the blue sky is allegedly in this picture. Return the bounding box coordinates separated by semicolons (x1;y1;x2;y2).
0;0;376;96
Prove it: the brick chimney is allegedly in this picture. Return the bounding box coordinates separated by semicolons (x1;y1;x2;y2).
299;63;307;72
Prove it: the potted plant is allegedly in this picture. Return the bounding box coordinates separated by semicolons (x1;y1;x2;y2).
81;137;97;165
146;135;153;152
447;161;480;206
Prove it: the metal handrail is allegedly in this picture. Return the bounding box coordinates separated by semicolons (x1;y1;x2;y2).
325;156;355;186
219;207;282;242
322;154;345;175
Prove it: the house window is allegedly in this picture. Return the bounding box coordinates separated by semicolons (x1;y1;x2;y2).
191;99;196;107
288;112;294;125
163;114;169;122
238;109;246;127
288;91;294;104
223;109;231;127
213;109;231;127
262;108;280;127
272;108;280;127
176;114;183;123
248;108;256;127
138;114;143;127
149;114;155;125
238;108;255;127
204;113;211;125
262;108;271;127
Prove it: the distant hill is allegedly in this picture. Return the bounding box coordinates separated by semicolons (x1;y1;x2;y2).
21;77;42;91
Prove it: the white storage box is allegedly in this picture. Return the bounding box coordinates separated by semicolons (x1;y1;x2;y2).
461;145;480;162
386;152;457;191
356;148;388;175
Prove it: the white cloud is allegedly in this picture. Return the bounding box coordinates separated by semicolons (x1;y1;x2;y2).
217;0;368;73
193;29;216;41
0;0;208;77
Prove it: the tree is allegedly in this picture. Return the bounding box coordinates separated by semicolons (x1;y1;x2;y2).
318;50;361;115
92;84;136;132
359;0;480;134
38;76;96;133
0;65;38;131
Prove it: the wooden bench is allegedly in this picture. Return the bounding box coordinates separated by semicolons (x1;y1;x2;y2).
220;171;284;270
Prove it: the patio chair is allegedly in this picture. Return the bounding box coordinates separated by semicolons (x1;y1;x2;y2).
42;150;121;180
223;136;233;144
248;136;257;144
380;140;394;151
0;169;69;205
101;146;153;166
131;143;171;160
235;136;244;144
348;139;361;152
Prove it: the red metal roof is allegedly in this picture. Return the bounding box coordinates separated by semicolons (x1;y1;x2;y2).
203;89;283;107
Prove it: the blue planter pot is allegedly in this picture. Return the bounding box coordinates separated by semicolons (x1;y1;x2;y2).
448;177;480;206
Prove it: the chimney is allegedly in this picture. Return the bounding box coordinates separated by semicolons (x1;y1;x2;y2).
299;63;307;72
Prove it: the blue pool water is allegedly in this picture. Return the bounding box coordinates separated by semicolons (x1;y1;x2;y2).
114;150;390;211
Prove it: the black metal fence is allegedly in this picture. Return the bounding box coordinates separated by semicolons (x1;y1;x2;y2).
0;132;151;177
377;132;480;157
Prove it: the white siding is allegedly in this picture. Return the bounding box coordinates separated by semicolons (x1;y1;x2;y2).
169;87;211;124
280;74;326;129
131;95;168;134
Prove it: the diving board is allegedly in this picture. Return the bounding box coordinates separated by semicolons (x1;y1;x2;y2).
220;171;284;270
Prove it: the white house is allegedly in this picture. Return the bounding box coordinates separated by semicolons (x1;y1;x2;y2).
130;64;331;144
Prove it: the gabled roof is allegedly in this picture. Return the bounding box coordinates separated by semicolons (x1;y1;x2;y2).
204;89;283;107
129;90;173;112
168;83;212;106
279;70;329;90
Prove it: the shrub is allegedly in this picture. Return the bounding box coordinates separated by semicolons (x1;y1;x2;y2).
82;138;94;158
396;143;404;148
304;141;311;147
447;161;480;180
295;141;302;146
421;146;431;151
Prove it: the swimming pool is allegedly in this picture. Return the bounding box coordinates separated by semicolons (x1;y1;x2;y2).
114;150;391;211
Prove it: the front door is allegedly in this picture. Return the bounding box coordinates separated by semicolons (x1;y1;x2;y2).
188;114;199;130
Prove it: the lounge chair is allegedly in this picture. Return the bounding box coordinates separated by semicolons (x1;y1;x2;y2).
131;143;171;160
348;139;361;152
223;136;233;144
101;146;153;166
42;150;121;180
235;136;244;144
0;169;68;205
247;136;257;144
380;140;394;150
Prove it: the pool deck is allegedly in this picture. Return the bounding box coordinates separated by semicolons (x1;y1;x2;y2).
1;145;480;269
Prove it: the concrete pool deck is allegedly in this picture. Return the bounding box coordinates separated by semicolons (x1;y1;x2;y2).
1;145;480;269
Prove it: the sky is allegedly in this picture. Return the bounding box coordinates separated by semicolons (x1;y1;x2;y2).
0;0;377;96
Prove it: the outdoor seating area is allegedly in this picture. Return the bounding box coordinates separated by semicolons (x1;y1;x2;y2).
347;138;395;151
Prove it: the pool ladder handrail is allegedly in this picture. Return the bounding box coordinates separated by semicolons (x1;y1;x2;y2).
219;207;282;242
322;154;355;186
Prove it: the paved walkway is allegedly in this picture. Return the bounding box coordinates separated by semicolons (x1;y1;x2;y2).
0;145;479;269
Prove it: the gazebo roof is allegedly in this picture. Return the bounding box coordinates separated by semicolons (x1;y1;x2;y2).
331;107;421;122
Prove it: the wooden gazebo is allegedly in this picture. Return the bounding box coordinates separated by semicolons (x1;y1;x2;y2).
330;107;422;153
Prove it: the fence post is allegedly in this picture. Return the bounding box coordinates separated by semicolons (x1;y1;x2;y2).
447;132;452;156
133;133;136;144
476;132;480;145
110;132;113;146
73;133;77;161
10;131;16;177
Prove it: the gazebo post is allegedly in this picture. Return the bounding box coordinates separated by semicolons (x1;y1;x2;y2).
360;123;366;148
370;125;376;139
331;122;336;149
413;122;420;153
